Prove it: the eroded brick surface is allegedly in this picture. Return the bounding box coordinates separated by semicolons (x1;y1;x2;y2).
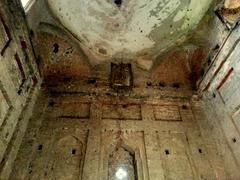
1;0;240;179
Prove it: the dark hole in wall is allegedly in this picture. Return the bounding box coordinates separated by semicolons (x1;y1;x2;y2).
1;158;5;165
165;149;170;155
87;78;97;84
26;85;30;92
200;69;205;77
146;81;152;87
232;138;237;143
182;105;188;109
17;89;22;95
159;81;165;87
36;55;42;77
48;100;55;107
63;77;72;82
32;75;38;87
213;93;216;98
38;145;43;150
122;104;127;108
213;44;220;51
20;38;27;49
5;132;9;138
114;0;122;7
172;82;180;89
105;92;111;96
198;149;203;154
30;29;34;37
53;43;59;53
72;149;76;155
207;58;212;66
91;92;97;96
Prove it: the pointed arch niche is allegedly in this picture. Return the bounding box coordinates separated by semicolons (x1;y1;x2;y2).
100;131;148;180
108;145;138;180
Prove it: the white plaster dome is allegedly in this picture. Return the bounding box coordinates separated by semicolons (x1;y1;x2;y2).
48;0;213;63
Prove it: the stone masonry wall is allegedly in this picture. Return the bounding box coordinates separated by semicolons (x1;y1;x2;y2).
199;24;240;178
10;92;231;180
0;0;41;179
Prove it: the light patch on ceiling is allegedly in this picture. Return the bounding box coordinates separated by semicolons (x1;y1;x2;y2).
20;0;30;7
47;0;213;63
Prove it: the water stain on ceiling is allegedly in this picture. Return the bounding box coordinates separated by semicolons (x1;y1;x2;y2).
47;0;213;64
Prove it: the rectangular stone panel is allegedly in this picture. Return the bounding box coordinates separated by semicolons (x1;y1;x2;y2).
16;119;88;180
102;104;142;120
157;132;194;179
153;105;181;121
58;102;90;119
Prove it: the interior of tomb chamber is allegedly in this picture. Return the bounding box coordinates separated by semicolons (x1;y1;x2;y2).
0;0;240;179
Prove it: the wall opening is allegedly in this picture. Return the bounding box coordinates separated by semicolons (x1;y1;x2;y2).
114;0;123;7
108;146;137;180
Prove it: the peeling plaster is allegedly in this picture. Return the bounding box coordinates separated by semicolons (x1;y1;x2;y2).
47;0;213;63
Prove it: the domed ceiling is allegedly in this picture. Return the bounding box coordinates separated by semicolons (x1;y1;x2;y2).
47;0;213;64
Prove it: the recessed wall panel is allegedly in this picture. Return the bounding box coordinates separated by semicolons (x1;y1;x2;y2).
57;102;90;119
102;104;142;120
153;105;181;121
